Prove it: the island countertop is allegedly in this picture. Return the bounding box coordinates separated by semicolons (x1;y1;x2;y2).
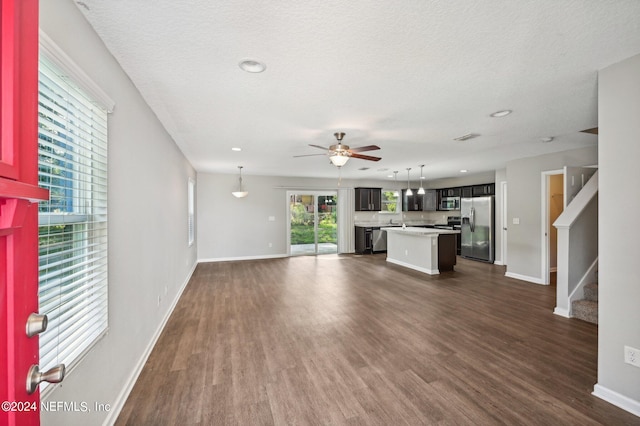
381;226;460;235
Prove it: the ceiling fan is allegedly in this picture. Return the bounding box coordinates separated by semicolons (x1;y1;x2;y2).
294;132;381;167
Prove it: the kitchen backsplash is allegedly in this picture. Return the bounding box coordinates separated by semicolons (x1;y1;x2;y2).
354;210;460;225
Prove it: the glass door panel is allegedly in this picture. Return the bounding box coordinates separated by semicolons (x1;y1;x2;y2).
289;192;337;255
317;195;337;254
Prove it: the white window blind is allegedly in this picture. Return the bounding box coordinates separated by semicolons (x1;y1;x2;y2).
37;55;109;382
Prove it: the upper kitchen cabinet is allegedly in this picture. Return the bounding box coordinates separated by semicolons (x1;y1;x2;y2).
472;183;495;196
462;183;495;197
438;187;461;198
423;189;437;211
355;187;382;211
402;189;422;211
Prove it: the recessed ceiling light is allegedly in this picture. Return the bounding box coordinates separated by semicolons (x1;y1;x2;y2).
387;174;394;178
541;137;554;143
239;59;266;73
490;110;512;118
231;147;242;151
460;169;468;173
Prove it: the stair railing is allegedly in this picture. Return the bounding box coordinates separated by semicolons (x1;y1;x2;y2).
553;170;598;317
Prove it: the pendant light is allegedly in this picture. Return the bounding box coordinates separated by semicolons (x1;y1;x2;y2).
418;164;426;195
393;171;399;197
405;168;413;196
232;166;248;198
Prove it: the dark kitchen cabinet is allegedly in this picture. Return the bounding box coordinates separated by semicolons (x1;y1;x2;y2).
472;183;495;196
354;226;372;254
438;187;461;198
402;189;422;211
462;183;495;197
423;189;437;211
355;187;382;211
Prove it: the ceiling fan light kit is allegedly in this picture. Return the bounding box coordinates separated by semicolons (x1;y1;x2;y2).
329;154;349;167
232;166;249;198
294;132;381;167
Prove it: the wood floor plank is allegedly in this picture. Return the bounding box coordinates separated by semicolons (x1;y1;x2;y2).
115;255;640;425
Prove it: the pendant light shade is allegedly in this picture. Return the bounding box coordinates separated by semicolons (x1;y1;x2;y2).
418;165;426;195
405;168;413;196
232;166;249;198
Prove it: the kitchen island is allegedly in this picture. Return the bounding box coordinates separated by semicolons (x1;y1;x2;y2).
382;227;459;275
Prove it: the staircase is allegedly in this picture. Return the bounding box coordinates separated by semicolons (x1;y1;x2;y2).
571;281;598;324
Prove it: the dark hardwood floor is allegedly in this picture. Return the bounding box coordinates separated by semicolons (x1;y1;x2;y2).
116;255;638;425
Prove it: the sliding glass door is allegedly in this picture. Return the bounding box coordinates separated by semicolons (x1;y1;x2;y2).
289;192;338;255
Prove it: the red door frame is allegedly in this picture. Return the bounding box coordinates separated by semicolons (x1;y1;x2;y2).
1;0;48;424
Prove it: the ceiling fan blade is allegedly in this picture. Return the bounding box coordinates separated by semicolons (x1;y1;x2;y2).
349;144;380;153
293;153;328;158
308;144;331;150
350;153;382;162
581;127;598;134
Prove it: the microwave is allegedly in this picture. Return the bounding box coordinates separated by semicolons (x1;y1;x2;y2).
440;196;460;211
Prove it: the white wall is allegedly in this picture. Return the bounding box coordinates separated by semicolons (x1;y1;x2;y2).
505;146;598;283
197;173;390;260
596;52;640;414
40;2;197;425
197;172;497;261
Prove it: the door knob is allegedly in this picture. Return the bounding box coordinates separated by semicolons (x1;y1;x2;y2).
25;313;48;337
26;364;65;394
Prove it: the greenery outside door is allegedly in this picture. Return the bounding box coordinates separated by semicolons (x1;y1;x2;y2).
289;192;337;255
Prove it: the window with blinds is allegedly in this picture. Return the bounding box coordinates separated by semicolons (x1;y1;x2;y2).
37;54;108;384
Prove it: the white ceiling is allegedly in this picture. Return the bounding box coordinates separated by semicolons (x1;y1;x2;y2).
76;1;640;181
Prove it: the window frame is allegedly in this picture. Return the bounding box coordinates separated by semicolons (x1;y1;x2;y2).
380;189;400;214
37;33;113;395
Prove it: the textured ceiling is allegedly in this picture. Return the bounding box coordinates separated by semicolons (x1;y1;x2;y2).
75;0;640;180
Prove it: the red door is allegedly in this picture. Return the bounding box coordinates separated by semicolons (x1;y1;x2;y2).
1;0;49;424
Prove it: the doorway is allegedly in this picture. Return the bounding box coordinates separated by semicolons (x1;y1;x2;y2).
541;170;564;285
288;192;338;255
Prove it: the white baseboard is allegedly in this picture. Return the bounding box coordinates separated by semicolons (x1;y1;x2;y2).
494;260;505;266
553;307;570;318
593;384;640;418
550;267;558;273
386;258;439;275
505;271;545;285
103;261;198;426
198;253;288;263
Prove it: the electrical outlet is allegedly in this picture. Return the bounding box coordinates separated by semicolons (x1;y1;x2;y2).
625;346;640;367
268;242;273;248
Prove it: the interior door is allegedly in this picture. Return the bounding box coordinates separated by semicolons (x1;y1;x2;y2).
1;1;49;424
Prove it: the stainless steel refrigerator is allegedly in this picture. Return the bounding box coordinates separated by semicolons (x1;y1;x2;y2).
461;196;495;262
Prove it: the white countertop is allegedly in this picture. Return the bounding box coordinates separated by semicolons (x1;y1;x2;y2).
381;226;460;235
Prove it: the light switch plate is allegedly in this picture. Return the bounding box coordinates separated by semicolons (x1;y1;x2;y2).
512;218;520;225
